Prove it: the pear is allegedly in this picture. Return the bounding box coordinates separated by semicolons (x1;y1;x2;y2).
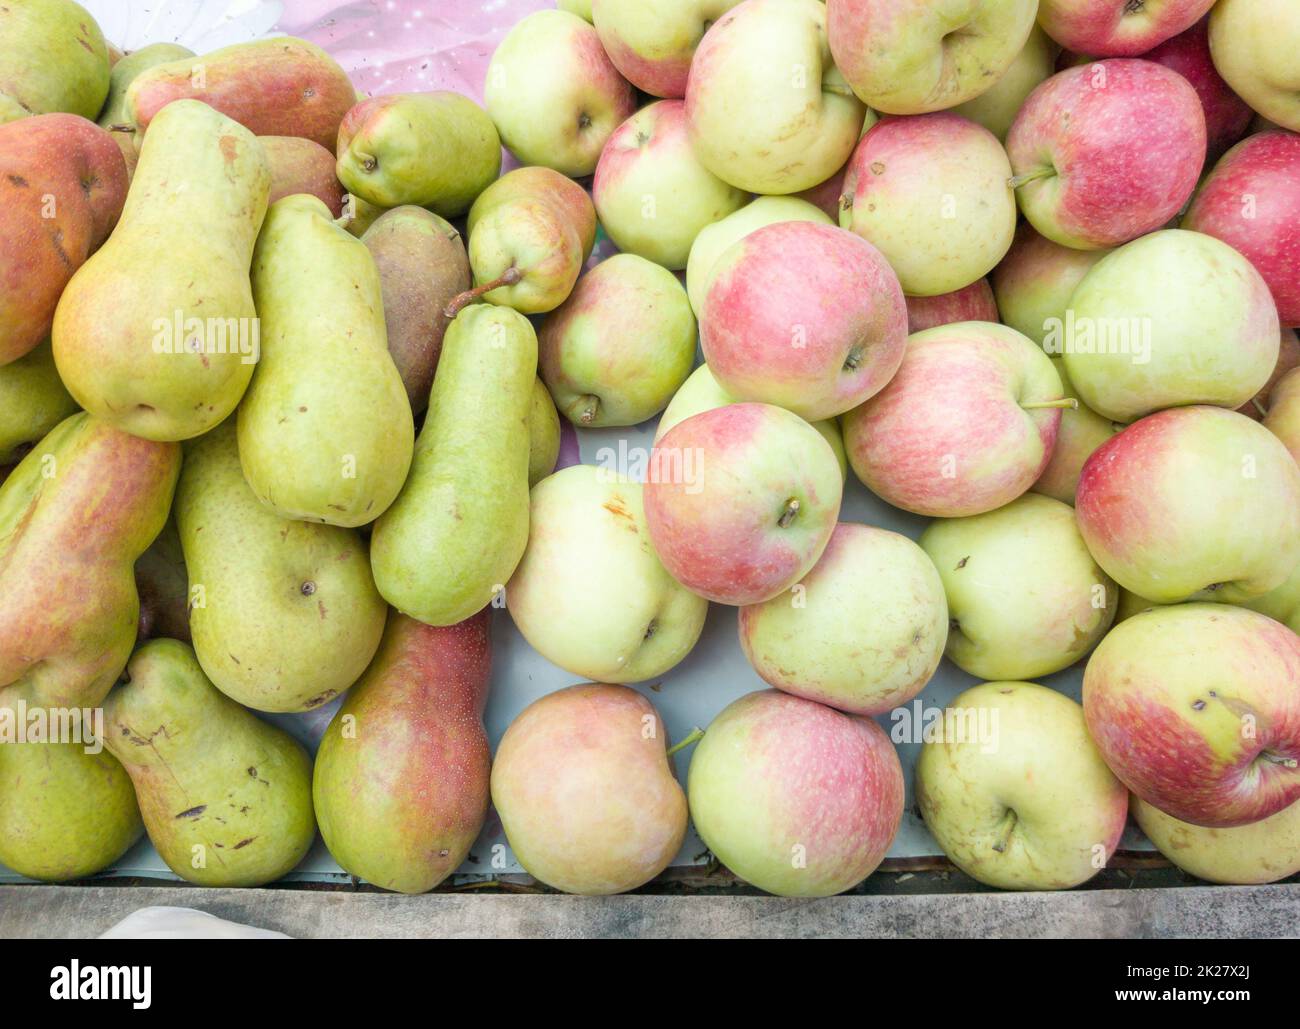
103;639;316;887
96;42;193;177
528;377;561;487
134;517;190;644
0;413;180;713
177;420;386;713
1;114;128;365
0;0;110;119
361;206;471;413
0;341;79;464
262;136;345;215
238;194;413;526
314;610;492;894
0;741;143;882
52;100;270;442
336;92;500;215
452;167;596;315
123;38;355;150
371;304;536;626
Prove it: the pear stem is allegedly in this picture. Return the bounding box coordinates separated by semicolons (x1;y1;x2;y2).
666;727;705;758
1008;167;1056;189
444;266;522;318
1022;397;1078;410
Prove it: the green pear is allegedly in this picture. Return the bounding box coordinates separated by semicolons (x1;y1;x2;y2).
0;0;110;119
96;43;193;176
341;194;387;237
52;99;270;441
314;610;492;894
371;304;536;626
0;413;180;713
454;167;597;315
0;741;143;881
103;639;316;887
336;92;500;215
528;377;561;487
0;340;79;465
238;194;413;526
177;421;386;713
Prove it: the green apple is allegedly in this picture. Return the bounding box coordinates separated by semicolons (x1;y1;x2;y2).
921;493;1116;680
917;681;1129;891
1242;557;1300;633
1209;0;1300;133
951;26;1056;141
505;464;708;683
1264;366;1300;464
1031;357;1123;505
558;0;593;21
1133;794;1300;885
992;222;1110;347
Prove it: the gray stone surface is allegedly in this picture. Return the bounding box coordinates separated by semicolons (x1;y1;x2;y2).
2;884;1296;938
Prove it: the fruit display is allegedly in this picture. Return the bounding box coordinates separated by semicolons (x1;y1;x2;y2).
4;0;1300;933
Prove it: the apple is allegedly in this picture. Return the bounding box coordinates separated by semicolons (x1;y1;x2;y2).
920;493;1116;680
1264;366;1300;464
992;222;1110;346
655;363;849;480
1209;0;1300;133
701;221;908;421
484;9;636;177
840;113;1016;297
952;26;1058;141
490;683;688;894
592;0;741;97
1182;131;1300;328
1005;59;1206;250
505;465;707;683
738;523;948;715
1140;16;1253;157
1037;0;1215;56
558;0;593;19
1240;329;1300;420
685;196;832;316
688;689;904;896
1031;357;1124;505
538;253;697;427
1133;794;1300;885
906;279;999;334
1084;603;1300;827
1061;229;1280;422
790;108;881;219
593;99;747;271
1075;406;1300;604
917;681;1129;891
1243;554;1300;634
842;322;1068;518
684;0;866;194
826;0;1039;115
1114;587;1169;623
644;402;843;605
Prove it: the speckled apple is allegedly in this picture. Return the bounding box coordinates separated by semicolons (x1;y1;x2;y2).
1037;0;1215;57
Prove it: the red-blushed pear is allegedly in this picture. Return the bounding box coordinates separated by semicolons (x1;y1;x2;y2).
1083;603;1300;827
992;222;1111;346
591;0;742;97
1240;329;1300;421
952;26;1058;141
738;523;949;716
592;99;746;270
644;403;843;606
490;684;688;895
1208;0;1300;134
687;689;904;897
1139;16;1253;157
1037;0;1215;57
1075;406;1300;604
826;0;1038;115
1133;794;1300;885
1005;60;1206;250
684;0;866;194
1031;357;1124;505
1061;229;1280;423
1263;366;1300;465
917;682;1129;891
906;279;999;334
701;222;907;422
1182;131;1300;327
840;113;1016;297
842;322;1069;518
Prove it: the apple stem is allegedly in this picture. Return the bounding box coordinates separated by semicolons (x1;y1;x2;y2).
1261;751;1299;769
777;498;800;529
1252;397;1269;418
991;809;1018;853
1008;167;1056;190
106;122;134;134
443;266;523;318
1021;397;1079;411
666;727;705;758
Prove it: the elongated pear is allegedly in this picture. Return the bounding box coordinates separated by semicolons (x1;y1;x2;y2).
238;194;413;526
177;421;386;713
52;99;270;441
103;639;315;887
0;413;179;713
371;304;536;626
314;610;492;894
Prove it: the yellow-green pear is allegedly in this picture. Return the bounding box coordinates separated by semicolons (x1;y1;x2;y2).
0;341;78;464
528;377;561;487
0;0;110;119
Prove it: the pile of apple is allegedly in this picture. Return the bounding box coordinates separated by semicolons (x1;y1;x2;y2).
2;0;1300;901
